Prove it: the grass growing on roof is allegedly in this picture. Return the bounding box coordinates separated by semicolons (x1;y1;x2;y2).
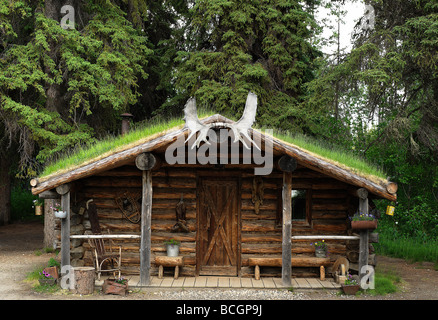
40;118;183;178
41;109;217;178
265;130;387;180
40;111;387;182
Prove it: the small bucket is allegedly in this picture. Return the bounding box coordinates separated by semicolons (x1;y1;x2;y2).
166;244;180;257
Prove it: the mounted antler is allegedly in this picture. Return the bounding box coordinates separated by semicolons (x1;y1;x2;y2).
184;97;211;149
183;92;260;150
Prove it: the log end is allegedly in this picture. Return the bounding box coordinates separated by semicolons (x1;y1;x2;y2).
386;182;398;194
278;155;297;172
30;178;39;187
136;152;159;171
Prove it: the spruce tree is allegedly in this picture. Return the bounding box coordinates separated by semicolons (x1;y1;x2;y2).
172;0;321;130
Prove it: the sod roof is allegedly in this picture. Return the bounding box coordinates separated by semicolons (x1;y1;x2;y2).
31;114;396;201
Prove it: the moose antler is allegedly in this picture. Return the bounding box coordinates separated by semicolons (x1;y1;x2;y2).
184;97;211;149
183;92;260;150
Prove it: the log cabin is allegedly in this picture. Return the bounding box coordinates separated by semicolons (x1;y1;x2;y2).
31;97;397;286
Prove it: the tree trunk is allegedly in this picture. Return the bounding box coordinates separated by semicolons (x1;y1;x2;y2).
44;0;65;114
0;155;11;225
44;199;57;248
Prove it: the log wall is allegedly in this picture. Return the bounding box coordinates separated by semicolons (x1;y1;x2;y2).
64;164;371;278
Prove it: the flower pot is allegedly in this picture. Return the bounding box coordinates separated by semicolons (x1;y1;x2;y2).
43;266;59;280
35;205;43;216
315;248;327;258
166;244;180;257
341;284;360;295
102;279;129;296
55;210;67;219
39;278;56;286
351;220;377;230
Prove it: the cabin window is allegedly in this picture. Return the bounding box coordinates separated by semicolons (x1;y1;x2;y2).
291;189;311;224
276;188;311;228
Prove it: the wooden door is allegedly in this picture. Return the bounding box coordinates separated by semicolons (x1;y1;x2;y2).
197;178;240;276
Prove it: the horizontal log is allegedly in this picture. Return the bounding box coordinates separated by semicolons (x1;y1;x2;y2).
70;234;141;239
248;257;331;267
241;233;282;243
155;256;184;266
151;232;196;243
242;180;279;189
38;190;61;199
312;191;347;199
241;210;278;220
242;220;278;233
292;235;359;240
312;210;347;220
311;221;347;233
242;243;282;254
241;199;276;211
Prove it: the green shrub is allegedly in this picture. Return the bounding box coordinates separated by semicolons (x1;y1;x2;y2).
10;187;42;221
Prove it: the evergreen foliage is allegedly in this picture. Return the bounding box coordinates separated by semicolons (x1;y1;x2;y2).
305;0;438;242
0;0;152;175
172;0;322;130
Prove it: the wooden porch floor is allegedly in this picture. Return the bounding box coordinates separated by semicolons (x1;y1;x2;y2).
96;276;341;290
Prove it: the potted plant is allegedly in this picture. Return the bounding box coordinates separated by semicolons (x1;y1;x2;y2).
32;199;44;216
43;258;60;281
350;212;377;230
102;277;129;296
38;269;56;286
341;273;360;295
164;239;181;257
51;202;67;219
310;240;327;258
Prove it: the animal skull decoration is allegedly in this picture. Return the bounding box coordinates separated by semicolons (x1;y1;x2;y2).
184;92;260;150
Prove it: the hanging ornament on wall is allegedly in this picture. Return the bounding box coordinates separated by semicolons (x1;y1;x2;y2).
171;194;190;233
251;176;264;214
115;191;141;224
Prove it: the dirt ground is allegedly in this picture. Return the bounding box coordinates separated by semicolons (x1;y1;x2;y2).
0;221;437;300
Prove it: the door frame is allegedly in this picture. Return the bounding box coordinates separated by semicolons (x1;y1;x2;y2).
196;172;241;276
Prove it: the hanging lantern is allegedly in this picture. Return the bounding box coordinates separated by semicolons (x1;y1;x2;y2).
33;199;44;216
385;205;395;216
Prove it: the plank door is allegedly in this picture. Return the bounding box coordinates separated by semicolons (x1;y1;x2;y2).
197;178;240;276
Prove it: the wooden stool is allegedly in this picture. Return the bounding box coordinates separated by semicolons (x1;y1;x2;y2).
155;256;184;279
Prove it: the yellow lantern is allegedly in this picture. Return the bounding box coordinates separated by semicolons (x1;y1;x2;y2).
386;205;395;216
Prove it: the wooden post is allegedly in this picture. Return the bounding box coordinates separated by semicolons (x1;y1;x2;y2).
282;171;292;287
137;153;155;286
57;184;71;269
358;190;369;284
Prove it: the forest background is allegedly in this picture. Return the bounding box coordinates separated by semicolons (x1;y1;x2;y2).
1;0;437;263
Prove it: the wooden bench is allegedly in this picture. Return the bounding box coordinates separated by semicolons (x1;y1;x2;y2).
155;256;184;279
248;257;331;281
